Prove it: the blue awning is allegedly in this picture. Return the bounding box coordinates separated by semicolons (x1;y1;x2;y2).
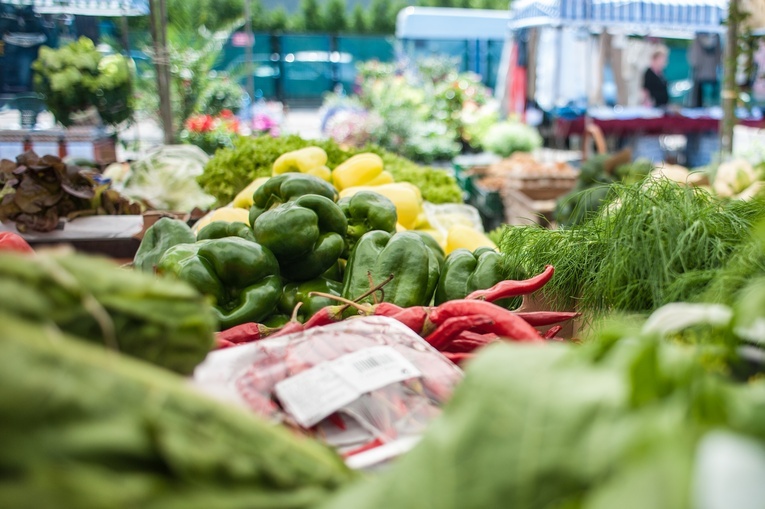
508;0;593;29
509;0;727;34
590;0;727;33
1;0;149;16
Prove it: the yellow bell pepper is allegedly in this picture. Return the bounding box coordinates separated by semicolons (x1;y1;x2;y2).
331;153;387;191
194;207;252;233
272;147;328;175
364;170;394;186
306;165;332;182
232;177;270;209
339;183;422;230
416;228;447;250
445;224;497;255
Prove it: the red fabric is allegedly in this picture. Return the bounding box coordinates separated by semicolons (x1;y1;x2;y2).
556;115;765;138
507;42;528;119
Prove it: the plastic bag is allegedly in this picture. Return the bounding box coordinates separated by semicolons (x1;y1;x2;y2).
423;201;485;234
194;316;463;468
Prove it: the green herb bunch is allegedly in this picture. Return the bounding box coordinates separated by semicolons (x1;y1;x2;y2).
32;37;133;127
501;180;765;317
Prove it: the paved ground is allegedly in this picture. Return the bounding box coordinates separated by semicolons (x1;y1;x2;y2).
0;106;325;161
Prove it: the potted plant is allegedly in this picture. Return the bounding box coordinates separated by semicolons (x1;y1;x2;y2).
32;37;133;129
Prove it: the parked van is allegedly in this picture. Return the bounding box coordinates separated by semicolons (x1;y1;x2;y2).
395;7;510;88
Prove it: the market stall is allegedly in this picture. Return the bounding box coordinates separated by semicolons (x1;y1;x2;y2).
502;0;744;164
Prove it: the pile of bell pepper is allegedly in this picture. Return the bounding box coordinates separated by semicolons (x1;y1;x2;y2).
133;147;510;333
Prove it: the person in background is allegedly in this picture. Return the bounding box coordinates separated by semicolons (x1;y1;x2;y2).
642;48;669;108
688;33;721;108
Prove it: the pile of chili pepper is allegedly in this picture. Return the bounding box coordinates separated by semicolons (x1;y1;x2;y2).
215;265;579;366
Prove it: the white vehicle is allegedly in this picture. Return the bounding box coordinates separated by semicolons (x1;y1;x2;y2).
395;7;511;87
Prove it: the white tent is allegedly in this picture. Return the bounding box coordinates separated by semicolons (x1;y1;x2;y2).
504;0;729;111
508;0;727;35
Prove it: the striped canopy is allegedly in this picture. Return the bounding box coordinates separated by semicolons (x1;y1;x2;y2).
0;0;149;16
509;0;727;33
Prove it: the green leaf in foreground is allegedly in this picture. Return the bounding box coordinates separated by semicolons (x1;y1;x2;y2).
320;327;765;509
0;313;355;509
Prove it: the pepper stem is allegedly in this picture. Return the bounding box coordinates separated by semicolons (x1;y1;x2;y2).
290;301;303;322
307;292;370;312
358;272;394;304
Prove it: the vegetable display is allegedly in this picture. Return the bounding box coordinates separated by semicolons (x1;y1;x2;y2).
133;217;196;272
253;195;348;282
338;191;398;255
248;173;339;224
157;237;282;329
342;231;441;309
104;145;217;213
434;247;504;305
0;250;216;374
502;180;765;316
0;152;141;233
197;135;462;206
0;312;354;509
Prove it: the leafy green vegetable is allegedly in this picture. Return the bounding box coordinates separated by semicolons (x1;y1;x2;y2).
198;135;463;206
32;37;133;127
0;250;216;374
115;144;217;212
321;325;765;509
0;151;141;232
0;312;355;509
481;121;542;158
501;180;765;317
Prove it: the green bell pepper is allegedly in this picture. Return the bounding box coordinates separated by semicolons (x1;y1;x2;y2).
133;217;195;273
408;230;446;270
249;173;339;225
322;259;345;282
157;237;281;329
338;190;398;255
253;194;347;282
434;247;503;305
196;221;256;242
342;230;440;308
278;277;344;321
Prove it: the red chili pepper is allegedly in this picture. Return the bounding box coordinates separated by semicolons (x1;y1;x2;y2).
447;337;495;353
214;337;237;349
513;311;579;327
385;306;430;334
216;322;277;345
372;302;404;317
466;265;555;302
0;232;34;254
544;325;564;339
302;304;348;329
442;352;475;366
457;330;501;343
428;300;543;342
269;302;306;338
425;315;495;350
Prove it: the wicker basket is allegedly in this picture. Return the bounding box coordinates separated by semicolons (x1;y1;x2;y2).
503;173;579;201
488;152;579;202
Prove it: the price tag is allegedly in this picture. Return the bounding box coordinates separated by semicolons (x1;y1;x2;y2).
274;346;421;428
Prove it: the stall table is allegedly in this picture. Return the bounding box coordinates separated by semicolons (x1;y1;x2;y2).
0;126;117;164
555;112;765;139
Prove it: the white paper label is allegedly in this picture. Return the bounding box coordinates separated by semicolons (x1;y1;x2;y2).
274;346;421;428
